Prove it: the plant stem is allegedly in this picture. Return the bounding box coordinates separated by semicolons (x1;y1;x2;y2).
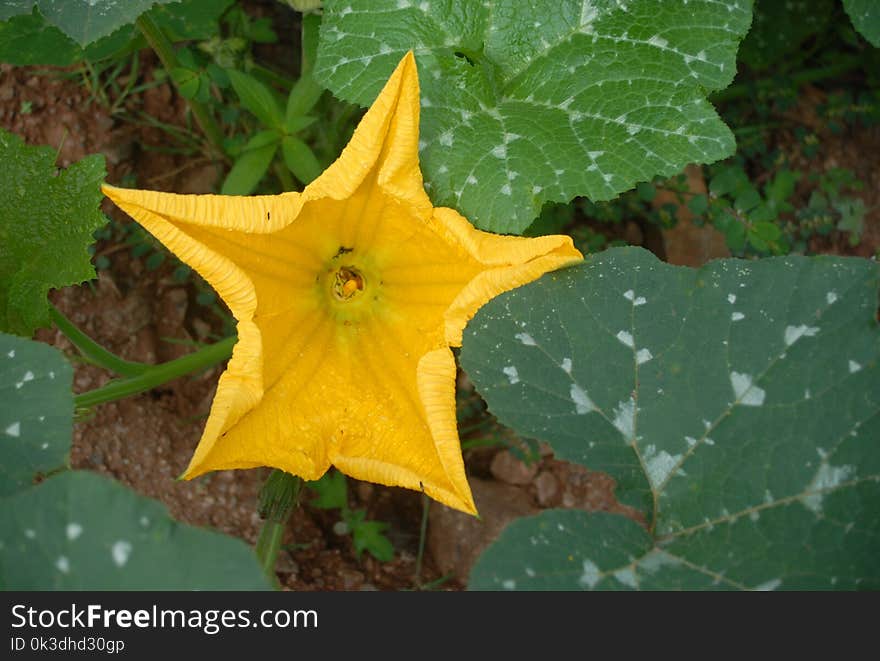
414;493;430;588
135;13;227;158
74;335;235;409
50;304;149;378
256;470;303;584
255;521;286;580
285;13;325;121
711;54;862;104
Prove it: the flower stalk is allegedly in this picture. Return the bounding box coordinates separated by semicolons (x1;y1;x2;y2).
256;470;303;583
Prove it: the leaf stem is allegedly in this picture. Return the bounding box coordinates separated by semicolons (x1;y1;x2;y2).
50;304;149;378
73;335;235;409
135;14;227;158
285;13;325;120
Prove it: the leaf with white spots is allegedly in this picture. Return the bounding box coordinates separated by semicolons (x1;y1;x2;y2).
0;471;271;589
0;332;72;497
463;247;880;589
314;0;751;233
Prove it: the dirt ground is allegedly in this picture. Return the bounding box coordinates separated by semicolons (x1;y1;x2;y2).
2;36;877;591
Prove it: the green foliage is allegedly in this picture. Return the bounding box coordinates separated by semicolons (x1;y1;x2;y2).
703;163;867;255
740;0;834;71
218;14;325;193
1;470;272;589
315;0;751;234
463;247;880;589
227;68;285;129
0;0;180;46
221;129;280;195
0;0;233;65
843;0;880;46
0;129;106;336
309;471;395;562
0;333;72;497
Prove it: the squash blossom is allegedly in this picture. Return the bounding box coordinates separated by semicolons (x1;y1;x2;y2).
102;52;582;514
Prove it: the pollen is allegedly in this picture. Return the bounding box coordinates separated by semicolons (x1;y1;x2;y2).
332;266;365;301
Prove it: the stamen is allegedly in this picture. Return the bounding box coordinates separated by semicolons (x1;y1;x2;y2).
332;266;365;301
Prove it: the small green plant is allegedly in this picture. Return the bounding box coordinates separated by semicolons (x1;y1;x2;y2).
308;471;394;563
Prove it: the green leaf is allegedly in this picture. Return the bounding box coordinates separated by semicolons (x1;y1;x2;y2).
226;68;285;130
843;0;880;46
0;1;37;21
221;130;279;195
687;193;708;216
284;115;318;134
765;169;800;206
0;0;227;65
0;10;80;65
308;470;348;510
315;0;750;234
348;513;394;562
281;135;322;185
733;186;761;213
149;0;234;42
169;66;202;99
709;164;748;197
739;0;834;70
835;197;866;245
0;470;272;589
0;1;181;46
0;333;72;497
462;247;880;589
712;208;747;252
0;129;106;336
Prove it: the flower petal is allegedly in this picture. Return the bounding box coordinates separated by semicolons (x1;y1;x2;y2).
431;206;583;345
330;335;476;515
306;51;432;217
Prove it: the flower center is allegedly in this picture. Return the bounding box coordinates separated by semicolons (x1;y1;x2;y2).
331;266;365;301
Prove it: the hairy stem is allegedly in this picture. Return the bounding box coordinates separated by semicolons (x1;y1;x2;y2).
74;335;235;409
50;304;149;378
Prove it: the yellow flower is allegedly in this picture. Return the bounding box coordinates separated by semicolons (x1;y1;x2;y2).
102;52;582;515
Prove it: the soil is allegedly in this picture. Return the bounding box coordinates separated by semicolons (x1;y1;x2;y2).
2;22;877;591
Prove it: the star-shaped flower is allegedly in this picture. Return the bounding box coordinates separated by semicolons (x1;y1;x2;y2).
103;52;582;514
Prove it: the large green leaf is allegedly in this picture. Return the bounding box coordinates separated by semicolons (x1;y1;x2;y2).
0;0;232;65
0;0;181;46
0;333;72;498
462;247;880;589
0;470;272;589
843;0;880;46
0;130;106;336
315;0;751;233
